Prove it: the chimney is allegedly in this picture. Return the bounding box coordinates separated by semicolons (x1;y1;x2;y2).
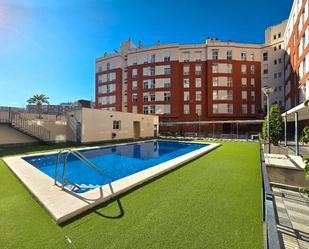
138;41;142;48
157;40;161;46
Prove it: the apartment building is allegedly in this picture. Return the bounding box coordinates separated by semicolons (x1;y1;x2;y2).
261;21;287;111
284;0;309;109
95;38;263;133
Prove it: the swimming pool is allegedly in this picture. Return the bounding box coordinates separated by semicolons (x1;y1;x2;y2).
24;140;208;193
4;140;219;223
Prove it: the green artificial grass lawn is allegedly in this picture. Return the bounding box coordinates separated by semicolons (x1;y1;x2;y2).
0;141;263;249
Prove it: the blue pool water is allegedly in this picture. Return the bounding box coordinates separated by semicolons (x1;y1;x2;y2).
23;140;208;193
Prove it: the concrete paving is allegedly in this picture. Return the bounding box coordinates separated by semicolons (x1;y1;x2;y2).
264;154;305;170
272;185;309;249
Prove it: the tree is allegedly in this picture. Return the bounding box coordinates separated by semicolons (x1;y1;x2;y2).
262;104;283;145
27;94;50;118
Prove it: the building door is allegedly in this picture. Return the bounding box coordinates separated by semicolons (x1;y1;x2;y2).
133;121;141;139
154;124;158;137
223;123;231;134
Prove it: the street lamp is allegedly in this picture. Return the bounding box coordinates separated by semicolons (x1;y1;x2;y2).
262;86;274;154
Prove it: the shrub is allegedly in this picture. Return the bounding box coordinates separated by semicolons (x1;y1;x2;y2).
262;104;283;145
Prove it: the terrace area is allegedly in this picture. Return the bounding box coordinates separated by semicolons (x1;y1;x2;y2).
0;140;263;249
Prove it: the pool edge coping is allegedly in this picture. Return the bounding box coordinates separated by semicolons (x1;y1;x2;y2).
2;140;220;224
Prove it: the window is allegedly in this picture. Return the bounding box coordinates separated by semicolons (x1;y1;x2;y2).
278;44;281;50
183;52;190;62
183;65;190;75
241;78;247;87
184;92;190;101
263;64;268;74
241;65;247;74
150;92;155;101
143;94;149;102
278;32;281;38
98;75;103;84
113;120;121;130
227;104;233;113
106;63;110;70
242;91;247;100
196;92;202;101
132;94;138;102
143;81;149;89
274;46;277;51
164;80;171;88
250;52;254;61
150;66;155;76
144;55;149;64
278;72;282;78
164;92;171;101
213;104;219;113
250;65;255;74
213;77;219;86
213;104;233;114
196;105;202;115
212;49;219;60
143;67;149;76
274;59;277;65
213;90;219;100
143;106;149;114
195;78;202;87
183;78;190;88
278;58;282;64
132;68;138;78
132;81;138;90
227;64;232;73
273;34;277;40
242;104;248;114
151;54;156;63
195;65;202;75
212;64;218;73
251;78;255;87
227;77;233;87
164;66;171;75
106;85;111;93
251;91;255;101
241;52;247;60
184;104;190;114
227;50;233;60
98;65;102;73
195;51;202;61
263;52;268;61
106;73;110;82
150;105;155;114
150;79;155;88
278;86;282;92
164;55;170;62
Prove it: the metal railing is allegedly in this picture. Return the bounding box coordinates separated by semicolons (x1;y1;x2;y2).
54;149;115;194
259;139;281;249
0;108;53;142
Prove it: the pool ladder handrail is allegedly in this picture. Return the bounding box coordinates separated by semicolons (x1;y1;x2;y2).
54;149;115;195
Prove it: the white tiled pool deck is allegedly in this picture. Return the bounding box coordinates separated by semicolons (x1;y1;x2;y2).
3;140;220;224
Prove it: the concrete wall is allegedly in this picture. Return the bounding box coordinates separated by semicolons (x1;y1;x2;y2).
73;108;158;143
0;124;38;145
267;166;309;187
19;113;67;142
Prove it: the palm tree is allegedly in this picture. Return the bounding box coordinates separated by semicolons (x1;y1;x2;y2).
27;94;50;118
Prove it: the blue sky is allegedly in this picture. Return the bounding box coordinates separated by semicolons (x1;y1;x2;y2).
0;0;292;107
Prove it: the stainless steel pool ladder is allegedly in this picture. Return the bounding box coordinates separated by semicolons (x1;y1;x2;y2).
54;149;115;195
